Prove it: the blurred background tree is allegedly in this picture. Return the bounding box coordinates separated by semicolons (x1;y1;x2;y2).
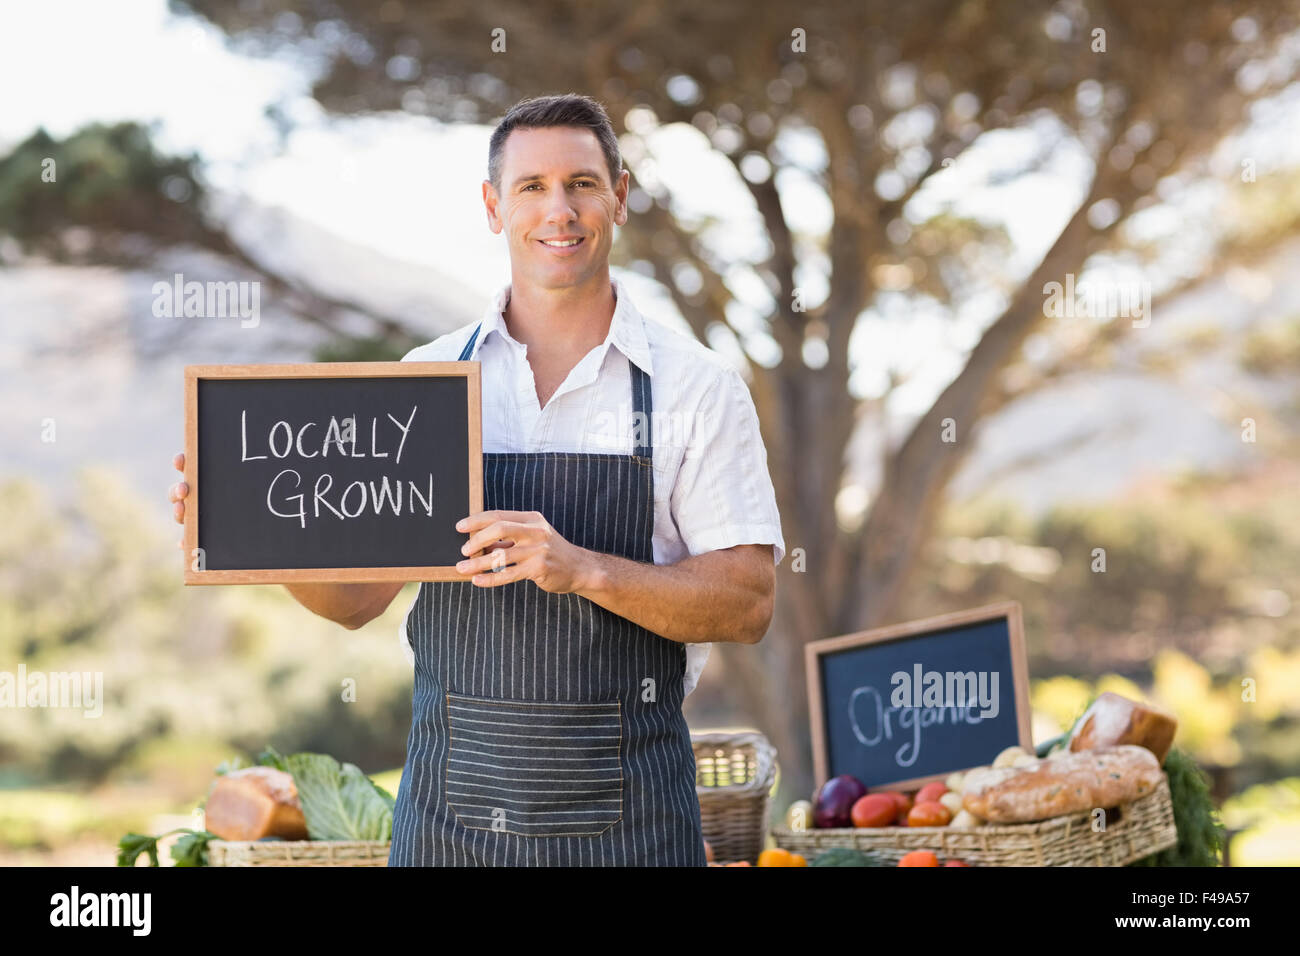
167;0;1300;800
0;122;424;356
3;0;1298;802
0;472;415;789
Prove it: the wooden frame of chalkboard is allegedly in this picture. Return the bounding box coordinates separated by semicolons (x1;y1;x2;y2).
805;601;1032;791
183;362;482;585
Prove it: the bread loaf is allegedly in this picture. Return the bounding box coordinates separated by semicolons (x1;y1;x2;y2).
1068;692;1178;765
961;745;1164;823
204;766;309;841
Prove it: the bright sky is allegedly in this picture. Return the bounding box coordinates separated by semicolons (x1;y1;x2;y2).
3;0;1295;417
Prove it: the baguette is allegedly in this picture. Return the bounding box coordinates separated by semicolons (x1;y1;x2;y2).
961;744;1163;823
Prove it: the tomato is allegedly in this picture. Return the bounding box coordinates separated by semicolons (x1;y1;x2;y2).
915;782;949;804
944;859;970;867
851;794;899;828
879;790;912;824
898;850;940;867
906;801;953;827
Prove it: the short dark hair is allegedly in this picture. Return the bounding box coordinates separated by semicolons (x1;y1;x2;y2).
488;93;623;193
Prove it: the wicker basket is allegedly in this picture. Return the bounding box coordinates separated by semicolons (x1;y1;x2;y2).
693;730;778;865
208;839;390;867
770;775;1177;866
211;733;778;866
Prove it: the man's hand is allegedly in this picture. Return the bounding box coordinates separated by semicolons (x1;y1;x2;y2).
168;450;401;628
168;452;188;547
453;510;774;644
455;509;594;592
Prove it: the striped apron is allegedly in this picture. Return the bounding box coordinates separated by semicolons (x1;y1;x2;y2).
388;324;707;866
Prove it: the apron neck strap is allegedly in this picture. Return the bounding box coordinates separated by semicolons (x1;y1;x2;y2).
629;363;652;460
457;325;480;361
459;322;653;459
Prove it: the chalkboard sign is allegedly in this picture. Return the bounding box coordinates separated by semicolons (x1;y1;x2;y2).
805;602;1031;791
183;363;482;584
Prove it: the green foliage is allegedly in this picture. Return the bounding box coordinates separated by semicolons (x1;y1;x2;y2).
914;488;1300;696
0;471;417;787
1030;503;1246;636
171;830;216;866
1128;748;1225;867
1220;777;1300;865
1221;776;1300;829
116;828;215;867
1035;702;1091;758
314;334;421;363
213;757;248;777
0;787;177;852
115;832;161;867
0;122;209;258
809;847;888;866
257;745;289;772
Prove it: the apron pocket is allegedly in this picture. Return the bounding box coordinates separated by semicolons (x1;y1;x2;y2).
444;692;623;837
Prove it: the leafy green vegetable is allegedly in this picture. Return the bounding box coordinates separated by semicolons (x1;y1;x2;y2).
1035;733;1065;758
809;847;888;867
120;748;394;861
117;832;161;867
1129;747;1224;867
372;782;397;813
285;752;393;841
215;744;286;776
1046;696;1223;867
1036;701;1092;758
116;828;216;866
257;745;288;772
171;830;216;866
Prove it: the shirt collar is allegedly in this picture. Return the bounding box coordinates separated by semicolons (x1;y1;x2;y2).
471;275;653;377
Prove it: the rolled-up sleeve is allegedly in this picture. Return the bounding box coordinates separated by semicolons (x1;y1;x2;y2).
670;368;785;565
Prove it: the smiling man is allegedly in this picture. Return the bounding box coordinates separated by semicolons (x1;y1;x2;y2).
169;93;784;867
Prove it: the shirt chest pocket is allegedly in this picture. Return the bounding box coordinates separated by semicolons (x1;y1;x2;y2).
444;692;624;837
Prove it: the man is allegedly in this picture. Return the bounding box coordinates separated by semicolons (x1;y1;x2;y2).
169;93;784;866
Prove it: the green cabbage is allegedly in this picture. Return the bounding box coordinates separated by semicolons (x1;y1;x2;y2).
285;752;395;842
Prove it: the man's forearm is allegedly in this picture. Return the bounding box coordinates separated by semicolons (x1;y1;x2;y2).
574;546;773;644
284;581;404;629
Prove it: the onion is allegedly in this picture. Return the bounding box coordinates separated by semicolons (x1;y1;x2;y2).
812;775;868;829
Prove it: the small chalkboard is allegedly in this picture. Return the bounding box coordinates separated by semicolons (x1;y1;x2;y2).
183;363;482;585
805;602;1032;791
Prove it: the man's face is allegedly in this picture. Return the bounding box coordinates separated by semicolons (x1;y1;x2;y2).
484;126;628;290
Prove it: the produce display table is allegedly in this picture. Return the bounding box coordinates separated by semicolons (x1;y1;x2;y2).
771;776;1177;867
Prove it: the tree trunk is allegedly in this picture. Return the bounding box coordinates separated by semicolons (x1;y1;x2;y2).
839;195;1102;635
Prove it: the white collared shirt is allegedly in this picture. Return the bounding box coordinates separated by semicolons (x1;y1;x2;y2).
398;274;785;698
